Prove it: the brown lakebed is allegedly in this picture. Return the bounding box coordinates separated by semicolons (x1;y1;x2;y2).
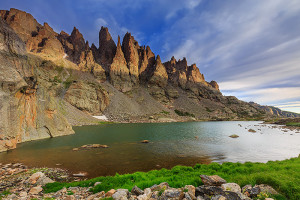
0;121;299;178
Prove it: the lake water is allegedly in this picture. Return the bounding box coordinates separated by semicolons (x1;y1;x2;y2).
0;121;299;178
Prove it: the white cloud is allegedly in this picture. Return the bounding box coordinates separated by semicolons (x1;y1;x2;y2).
95;18;108;28
153;0;300;112
271;101;300;114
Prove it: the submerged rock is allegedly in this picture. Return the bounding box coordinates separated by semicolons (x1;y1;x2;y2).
248;129;256;133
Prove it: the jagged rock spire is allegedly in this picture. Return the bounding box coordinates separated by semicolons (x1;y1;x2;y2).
97;26;116;68
109;36;132;92
149;55;168;87
122;32;140;84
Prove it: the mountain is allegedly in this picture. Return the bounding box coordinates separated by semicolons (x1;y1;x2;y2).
249;102;300;118
0;8;296;152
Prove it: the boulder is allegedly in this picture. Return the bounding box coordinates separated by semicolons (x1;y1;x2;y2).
27;172;45;184
200;175;227;186
221;183;241;193
94;182;102;186
112;189;129;200
87;191;105;200
150;182;169;191
106;189;116;197
29;185;43;194
19;191;27;197
184;185;196;199
36;175;54;185
131;185;144;196
211;195;226;200
184;192;193;200
229;134;239;138
72;172;88;177
161;188;184;200
137;188;152;200
256;184;278;195
195;186;224;197
242;185;260;198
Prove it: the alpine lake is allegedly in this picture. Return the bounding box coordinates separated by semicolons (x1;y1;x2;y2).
0;121;299;178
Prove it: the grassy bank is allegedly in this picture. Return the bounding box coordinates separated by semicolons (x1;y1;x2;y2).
44;156;300;200
286;122;300;127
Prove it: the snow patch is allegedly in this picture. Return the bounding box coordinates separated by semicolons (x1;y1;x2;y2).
63;53;67;59
93;115;108;121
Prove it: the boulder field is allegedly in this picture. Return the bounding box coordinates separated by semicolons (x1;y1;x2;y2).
0;164;279;200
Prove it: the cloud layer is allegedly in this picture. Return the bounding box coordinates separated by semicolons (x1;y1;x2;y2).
1;0;299;113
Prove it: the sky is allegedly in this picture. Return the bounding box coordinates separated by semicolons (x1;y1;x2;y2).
1;0;300;113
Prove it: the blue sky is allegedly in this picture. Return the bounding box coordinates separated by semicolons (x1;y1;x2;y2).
1;0;300;113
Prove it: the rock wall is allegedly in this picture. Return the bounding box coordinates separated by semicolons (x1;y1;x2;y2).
0;17;73;152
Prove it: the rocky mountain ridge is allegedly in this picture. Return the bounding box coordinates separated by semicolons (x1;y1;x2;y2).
0;8;297;152
249;102;299;118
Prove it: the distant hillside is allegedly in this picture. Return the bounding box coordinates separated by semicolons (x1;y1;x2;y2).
249;102;300;118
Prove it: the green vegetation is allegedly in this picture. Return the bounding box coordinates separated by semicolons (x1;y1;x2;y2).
160;110;170;115
44;156;300;199
97;121;115;125
0;190;11;199
205;107;213;113
286;122;300;127
102;198;113;200
53;76;62;83
63;78;73;89
55;65;64;74
174;109;195;117
158;187;166;196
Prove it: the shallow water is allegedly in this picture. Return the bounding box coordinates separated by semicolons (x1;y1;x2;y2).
0;121;299;177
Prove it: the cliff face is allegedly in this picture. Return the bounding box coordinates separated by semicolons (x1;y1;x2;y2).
0;8;295;152
0;17;74;152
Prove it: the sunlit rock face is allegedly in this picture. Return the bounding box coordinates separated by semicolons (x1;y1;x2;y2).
0;16;74;152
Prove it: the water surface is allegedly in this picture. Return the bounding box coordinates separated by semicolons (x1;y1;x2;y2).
0;121;299;177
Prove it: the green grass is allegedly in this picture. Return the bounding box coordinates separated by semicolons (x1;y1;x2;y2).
0;190;11;199
160;110;170;115
286;122;300;127
174;109;195;117
97;121;115;125
43;156;300;199
44;158;300;199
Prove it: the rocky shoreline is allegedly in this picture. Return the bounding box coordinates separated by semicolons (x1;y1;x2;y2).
0;163;281;200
